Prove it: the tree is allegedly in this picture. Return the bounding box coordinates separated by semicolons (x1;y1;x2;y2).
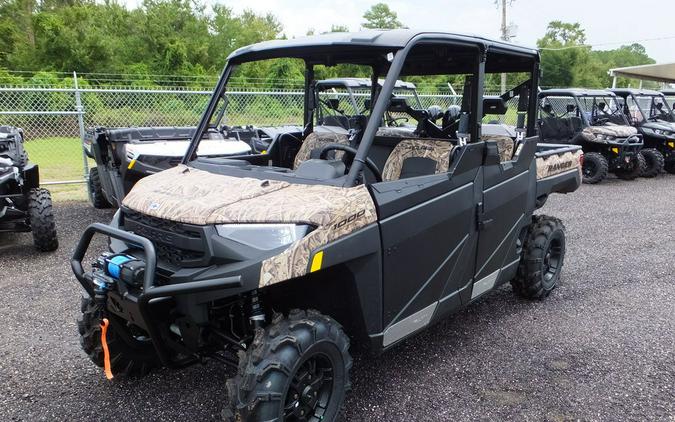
362;3;403;29
537;21;601;87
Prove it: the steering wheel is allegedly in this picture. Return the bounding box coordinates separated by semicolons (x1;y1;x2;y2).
318;144;382;182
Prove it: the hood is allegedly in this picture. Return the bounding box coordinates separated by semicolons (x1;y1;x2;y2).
579;123;637;143
125;139;251;159
641;120;675;132
123;164;378;287
122;164;377;228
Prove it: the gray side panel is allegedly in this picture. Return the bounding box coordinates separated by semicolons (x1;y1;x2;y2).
382;302;437;347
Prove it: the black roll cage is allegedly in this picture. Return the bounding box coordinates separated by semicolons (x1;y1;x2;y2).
183;34;540;187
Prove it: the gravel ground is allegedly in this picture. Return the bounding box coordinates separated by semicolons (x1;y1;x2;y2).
1;174;674;421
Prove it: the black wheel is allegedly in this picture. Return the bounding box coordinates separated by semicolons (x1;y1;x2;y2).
511;215;566;299
77;296;158;377
664;160;675;175
614;153;645;181
581;152;608;184
639;148;664;178
88;167;112;209
225;309;351;422
27;188;58;251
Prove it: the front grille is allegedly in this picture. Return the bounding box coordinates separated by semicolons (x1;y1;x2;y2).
122;208;207;267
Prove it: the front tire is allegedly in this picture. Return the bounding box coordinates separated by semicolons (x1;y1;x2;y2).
225;309;352;422
77;296;158;377
614;153;645;181
27;188;58;252
581;152;608;184
639;148;664;177
512;215;566;299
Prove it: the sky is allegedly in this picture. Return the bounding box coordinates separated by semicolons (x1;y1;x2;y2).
204;0;675;63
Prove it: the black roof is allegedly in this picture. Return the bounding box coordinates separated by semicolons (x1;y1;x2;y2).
539;88;615;98
226;30;539;74
661;89;675;96
610;88;664;97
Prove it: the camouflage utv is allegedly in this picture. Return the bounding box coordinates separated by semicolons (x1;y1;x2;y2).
72;30;582;421
538;89;644;184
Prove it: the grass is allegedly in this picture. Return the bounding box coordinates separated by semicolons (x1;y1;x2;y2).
23;137;91;202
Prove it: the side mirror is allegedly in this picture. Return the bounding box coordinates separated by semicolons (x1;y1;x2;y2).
388;97;409;113
566;104;576;113
482;96;507;116
656;102;663;111
598;102;606;111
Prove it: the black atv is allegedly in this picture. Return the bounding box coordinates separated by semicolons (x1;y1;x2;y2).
611;88;675;175
71;31;581;421
538;89;644;184
0;126;58;251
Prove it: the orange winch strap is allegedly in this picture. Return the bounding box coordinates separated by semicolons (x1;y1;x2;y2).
100;318;113;380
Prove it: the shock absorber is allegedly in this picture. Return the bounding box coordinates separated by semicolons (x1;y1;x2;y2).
249;290;266;328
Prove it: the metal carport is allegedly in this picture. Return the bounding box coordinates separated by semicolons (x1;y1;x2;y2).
609;62;675;87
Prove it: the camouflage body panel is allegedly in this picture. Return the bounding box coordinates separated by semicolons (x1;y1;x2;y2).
579;124;638;143
259;185;376;286
122;164;377;287
482;135;515;162
536;150;583;180
293;126;349;169
381;139;455;181
375;126;417;138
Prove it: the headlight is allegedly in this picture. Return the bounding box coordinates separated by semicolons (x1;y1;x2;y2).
215;223;312;250
595;134;615;141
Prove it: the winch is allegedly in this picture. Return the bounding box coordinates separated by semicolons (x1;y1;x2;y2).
93;252;146;287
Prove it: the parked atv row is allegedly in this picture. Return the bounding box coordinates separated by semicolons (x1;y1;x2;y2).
0;126;58;251
537;89;643;184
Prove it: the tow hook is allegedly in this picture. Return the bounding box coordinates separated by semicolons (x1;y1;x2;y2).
100;318;114;380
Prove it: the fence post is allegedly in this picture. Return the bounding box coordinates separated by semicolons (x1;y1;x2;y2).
73;71;89;184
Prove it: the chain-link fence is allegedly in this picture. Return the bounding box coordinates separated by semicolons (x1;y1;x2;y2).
0;75;519;185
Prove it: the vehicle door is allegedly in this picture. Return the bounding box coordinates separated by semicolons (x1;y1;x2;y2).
371;142;483;347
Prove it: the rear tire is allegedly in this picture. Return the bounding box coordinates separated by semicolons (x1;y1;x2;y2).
512;215;566;299
581;152;608;184
614;153;645;181
639;148;664;177
88;167;112;209
77;296;158;377
27;188;58;252
224;309;352;422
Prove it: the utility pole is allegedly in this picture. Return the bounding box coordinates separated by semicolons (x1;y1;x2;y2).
500;0;508;95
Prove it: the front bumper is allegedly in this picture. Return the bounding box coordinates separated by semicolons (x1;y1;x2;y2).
606;135;643;167
71;223;242;365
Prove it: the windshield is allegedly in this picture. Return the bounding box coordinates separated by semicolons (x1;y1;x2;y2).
539;95;627;126
315;80;423;129
632;94;674;122
576;96;628;125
